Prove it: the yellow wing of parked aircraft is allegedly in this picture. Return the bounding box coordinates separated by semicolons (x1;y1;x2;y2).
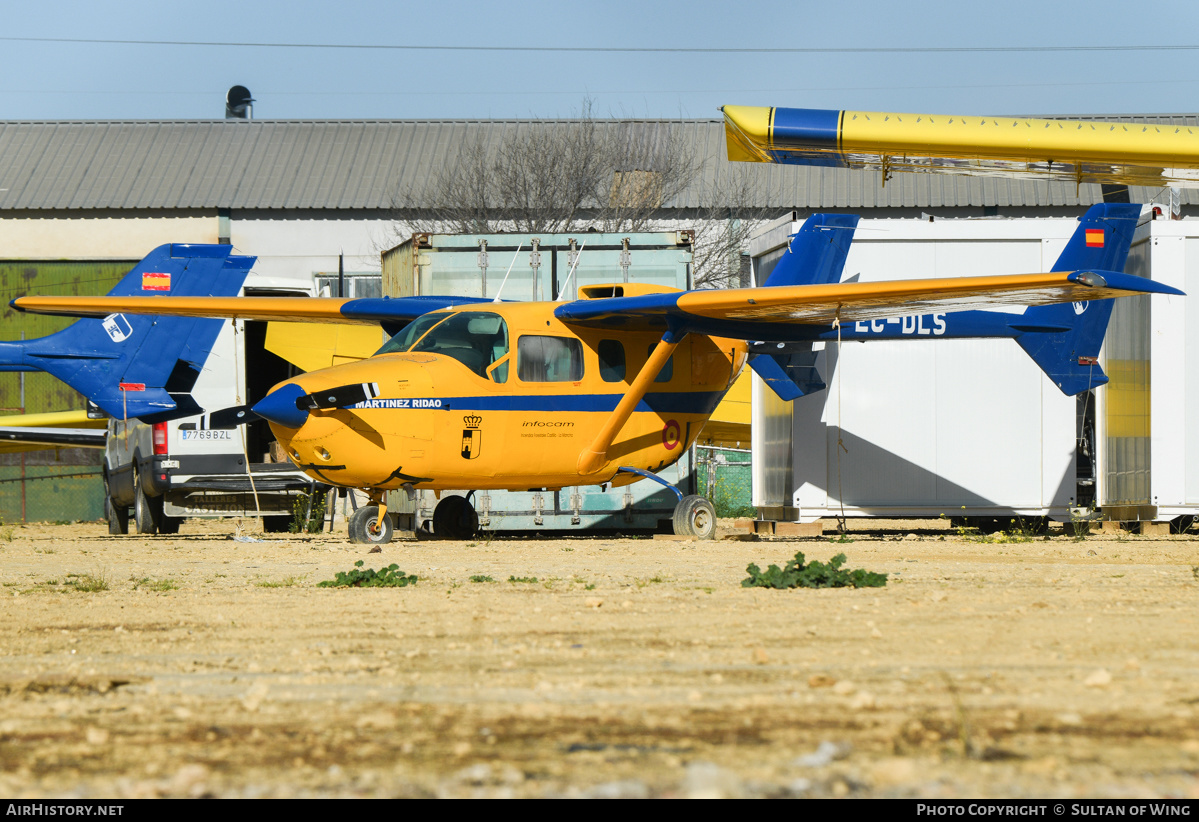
0;410;106;454
722;105;1199;188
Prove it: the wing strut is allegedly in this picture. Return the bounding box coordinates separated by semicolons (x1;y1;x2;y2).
577;329;685;476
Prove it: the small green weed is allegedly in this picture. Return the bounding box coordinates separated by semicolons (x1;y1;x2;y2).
65;571;109;593
469;575;495;583
1069;507;1094;540
318;560;417;588
508;575;539;584
256;576;305;588
828;533;855;544
132;576;178;592
289;491;327;534
742;552;887;590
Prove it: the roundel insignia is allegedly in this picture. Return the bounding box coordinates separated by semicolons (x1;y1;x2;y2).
662;419;681;450
1073;301;1087;315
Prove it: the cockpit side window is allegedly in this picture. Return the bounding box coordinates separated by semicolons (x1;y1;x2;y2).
407;312;509;378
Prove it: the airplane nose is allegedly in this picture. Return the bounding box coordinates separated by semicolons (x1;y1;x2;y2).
251;382;310;429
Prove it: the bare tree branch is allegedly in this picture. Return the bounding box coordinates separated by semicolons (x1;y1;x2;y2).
389;100;786;289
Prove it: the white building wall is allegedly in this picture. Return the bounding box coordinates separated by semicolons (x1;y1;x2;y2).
752;216;1092;523
0;215;217;258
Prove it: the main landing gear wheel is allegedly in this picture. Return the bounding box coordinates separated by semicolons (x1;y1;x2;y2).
349;505;393;545
433;496;478;540
673;494;716;540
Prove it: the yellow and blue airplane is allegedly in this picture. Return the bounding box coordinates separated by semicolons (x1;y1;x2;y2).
11;206;1181;543
721;105;1199;188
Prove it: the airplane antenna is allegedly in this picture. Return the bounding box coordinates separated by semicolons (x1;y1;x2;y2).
492;243;523;303
557;239;587;301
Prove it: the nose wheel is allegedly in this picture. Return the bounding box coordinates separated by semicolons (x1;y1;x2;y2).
348;504;394;545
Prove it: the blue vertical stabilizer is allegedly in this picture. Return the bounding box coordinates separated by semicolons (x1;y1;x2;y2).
752;214;858;400
0;244;254;420
762;213;860;287
1015;203;1143;394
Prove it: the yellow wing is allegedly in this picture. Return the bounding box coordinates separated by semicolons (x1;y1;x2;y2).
557;270;1182;330
9;295;490;326
10;296;364;323
0;410;107;453
722;105;1199;188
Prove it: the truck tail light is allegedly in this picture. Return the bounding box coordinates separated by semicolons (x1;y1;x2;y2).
152;422;169;455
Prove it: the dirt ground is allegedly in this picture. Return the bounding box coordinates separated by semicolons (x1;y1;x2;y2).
0;517;1197;799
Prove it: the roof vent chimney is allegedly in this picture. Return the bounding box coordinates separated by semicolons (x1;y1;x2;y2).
225;85;254;120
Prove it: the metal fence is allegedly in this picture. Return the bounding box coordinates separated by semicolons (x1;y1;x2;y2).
695;445;754;518
0;449;104;524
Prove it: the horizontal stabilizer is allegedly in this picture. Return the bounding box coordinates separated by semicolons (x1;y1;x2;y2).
748;350;826;402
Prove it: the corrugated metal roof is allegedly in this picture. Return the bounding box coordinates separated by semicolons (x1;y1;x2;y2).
0;116;1194;212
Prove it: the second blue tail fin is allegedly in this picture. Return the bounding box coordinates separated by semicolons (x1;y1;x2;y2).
1016;203;1143;394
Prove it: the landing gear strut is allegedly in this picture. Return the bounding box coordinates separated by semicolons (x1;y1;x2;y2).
614;467;717;540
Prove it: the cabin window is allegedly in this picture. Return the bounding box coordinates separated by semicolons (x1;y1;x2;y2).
518;336;584;382
647;344;674;383
380;311;509;379
598;339;625;382
487;355;509;384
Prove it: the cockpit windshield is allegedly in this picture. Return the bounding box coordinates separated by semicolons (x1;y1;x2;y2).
375;312;447;356
376;311;510;380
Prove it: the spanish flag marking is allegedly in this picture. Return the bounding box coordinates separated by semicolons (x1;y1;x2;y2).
142;272;171;291
1085;229;1105;248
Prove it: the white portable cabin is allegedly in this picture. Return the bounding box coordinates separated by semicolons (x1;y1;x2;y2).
749;210;1194;526
1103;218;1197;524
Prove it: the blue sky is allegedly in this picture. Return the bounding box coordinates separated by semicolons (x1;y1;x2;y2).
2;0;1197;120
